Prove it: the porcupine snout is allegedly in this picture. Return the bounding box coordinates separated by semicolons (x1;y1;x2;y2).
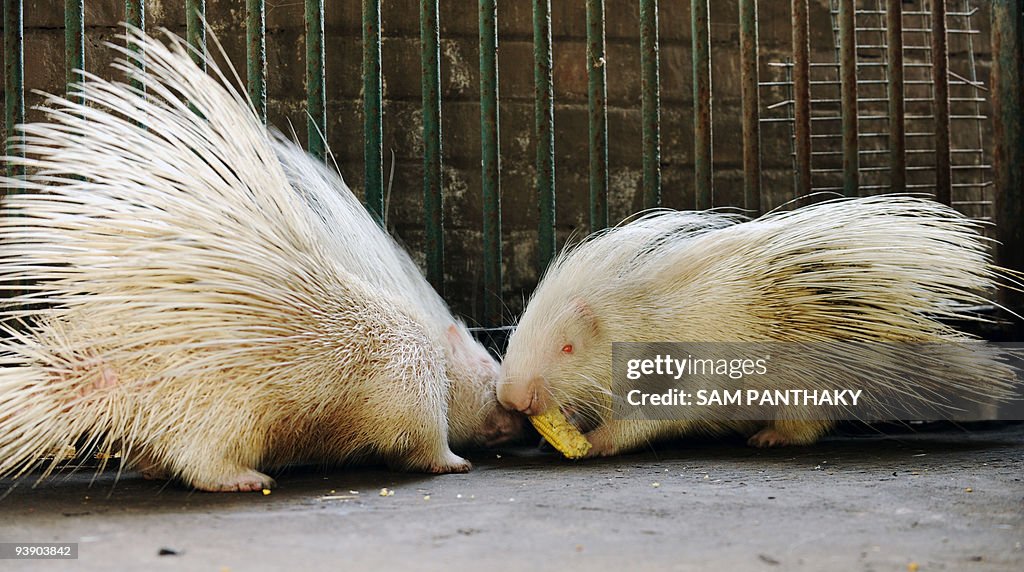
497;372;550;416
479;405;526;446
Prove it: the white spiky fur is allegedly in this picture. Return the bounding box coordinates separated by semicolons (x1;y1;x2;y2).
269;136;518;445
0;29;521;492
498;196;1019;456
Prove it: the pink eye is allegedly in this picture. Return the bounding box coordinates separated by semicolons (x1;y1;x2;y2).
561;344;573;354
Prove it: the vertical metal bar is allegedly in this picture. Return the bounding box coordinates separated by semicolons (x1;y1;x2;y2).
480;0;502;326
931;0;952;205
65;0;84;102
4;0;25;179
991;0;1024;318
185;0;206;71
534;0;556;272
839;0;859;197
305;0;326;160
3;0;24;303
125;1;144;32
886;0;906;194
587;0;609;231
792;0;812;198
639;0;661;208
421;0;445;295
363;0;384;224
1;0;23;304
739;0;761;215
125;0;145;94
247;0;267;123
692;0;713;209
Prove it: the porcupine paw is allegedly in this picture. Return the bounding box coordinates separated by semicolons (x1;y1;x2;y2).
747;427;799;448
195;469;276;492
425;451;472;474
581;424;621;458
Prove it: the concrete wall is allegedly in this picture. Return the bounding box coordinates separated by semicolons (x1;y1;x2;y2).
1;0;996;323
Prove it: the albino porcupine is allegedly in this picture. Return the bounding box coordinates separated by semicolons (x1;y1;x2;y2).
0;28;522;492
497;196;1020;457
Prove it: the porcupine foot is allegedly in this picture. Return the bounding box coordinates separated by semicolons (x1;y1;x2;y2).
192;468;276;492
425;451;472;474
581;419;676;458
391;447;472;474
138;443;276;491
150;436;277;492
380;395;473;475
747;428;793;448
583;425;620;458
747;421;831;448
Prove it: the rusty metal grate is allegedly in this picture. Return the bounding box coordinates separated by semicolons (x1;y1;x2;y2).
3;0;1023;325
763;0;992;224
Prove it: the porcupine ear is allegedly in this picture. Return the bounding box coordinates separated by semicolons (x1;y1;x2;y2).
446;323;464;348
570;296;601;339
446;323;476;357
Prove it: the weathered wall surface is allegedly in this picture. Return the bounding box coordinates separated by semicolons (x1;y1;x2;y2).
1;0;995;323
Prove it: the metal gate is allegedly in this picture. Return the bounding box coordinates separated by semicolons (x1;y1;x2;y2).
2;0;1023;328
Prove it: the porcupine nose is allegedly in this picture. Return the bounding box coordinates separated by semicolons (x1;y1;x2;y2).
497;376;548;415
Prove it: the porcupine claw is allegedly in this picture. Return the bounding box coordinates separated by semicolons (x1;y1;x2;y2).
426;452;472;474
747;428;793;448
196;469;276;493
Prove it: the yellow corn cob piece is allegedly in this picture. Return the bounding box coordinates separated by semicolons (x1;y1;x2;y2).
530;409;591;459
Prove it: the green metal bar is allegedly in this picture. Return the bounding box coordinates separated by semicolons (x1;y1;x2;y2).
480;0;502;326
185;0;206;71
247;0;267;123
305;0;326;160
639;0;661;208
65;0;84;103
739;0;761;215
839;0;859;196
586;0;608;231
534;0;556;272
125;1;144;31
931;0;951;205
421;0;445;295
125;0;145;93
692;0;712;209
363;0;384;225
792;0;812;198
4;0;25;179
992;0;1024;319
886;0;906;194
3;0;24;303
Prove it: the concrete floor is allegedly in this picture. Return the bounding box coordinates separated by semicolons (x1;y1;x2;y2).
1;424;1021;571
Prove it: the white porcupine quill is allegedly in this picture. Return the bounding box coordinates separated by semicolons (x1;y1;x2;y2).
538;196;1008;341
0;28;512;489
